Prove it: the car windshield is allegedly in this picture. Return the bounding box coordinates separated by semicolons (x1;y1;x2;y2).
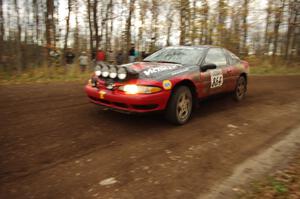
144;47;205;65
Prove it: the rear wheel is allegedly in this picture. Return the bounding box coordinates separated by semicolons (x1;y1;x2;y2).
234;76;247;101
165;86;193;125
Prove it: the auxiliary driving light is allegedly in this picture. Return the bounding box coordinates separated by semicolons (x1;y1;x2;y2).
117;67;127;80
109;66;117;79
95;65;102;76
102;65;109;77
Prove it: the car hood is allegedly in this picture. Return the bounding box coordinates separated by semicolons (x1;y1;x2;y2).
120;62;192;80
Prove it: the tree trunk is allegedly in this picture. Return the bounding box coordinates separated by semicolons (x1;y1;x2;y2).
272;0;286;58
14;0;22;72
125;0;135;59
45;0;55;66
64;0;71;51
87;0;94;57
285;0;299;60
74;0;80;53
166;10;174;46
242;0;249;53
93;0;99;50
108;0;113;51
0;0;4;47
264;0;272;54
217;0;228;46
191;0;197;44
105;0;113;52
179;0;188;45
150;0;158;52
138;0;146;51
202;0;209;44
32;0;39;43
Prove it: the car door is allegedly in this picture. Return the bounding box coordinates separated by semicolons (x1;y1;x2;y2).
203;48;228;95
223;49;242;91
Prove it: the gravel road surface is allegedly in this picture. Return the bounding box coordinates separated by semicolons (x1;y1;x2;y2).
0;76;299;199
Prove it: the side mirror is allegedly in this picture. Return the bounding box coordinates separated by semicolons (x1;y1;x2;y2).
200;63;217;72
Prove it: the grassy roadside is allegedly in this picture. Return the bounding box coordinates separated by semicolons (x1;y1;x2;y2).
250;66;300;75
239;152;300;199
1;61;300;85
0;65;92;85
247;57;300;75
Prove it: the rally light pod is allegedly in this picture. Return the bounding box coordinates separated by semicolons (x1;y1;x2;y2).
109;65;117;79
95;65;102;76
102;65;110;77
118;67;127;80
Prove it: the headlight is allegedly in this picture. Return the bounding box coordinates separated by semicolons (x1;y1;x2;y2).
117;67;127;80
102;65;109;77
95;65;101;76
109;66;117;79
118;84;162;94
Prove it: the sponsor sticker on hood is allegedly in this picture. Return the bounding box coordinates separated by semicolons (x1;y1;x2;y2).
143;65;179;76
119;62;186;80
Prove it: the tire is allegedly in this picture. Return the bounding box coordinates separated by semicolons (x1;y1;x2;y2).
233;76;247;101
165;86;193;125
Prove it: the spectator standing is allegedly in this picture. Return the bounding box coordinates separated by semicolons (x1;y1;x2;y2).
79;51;89;72
96;49;105;64
128;44;136;63
65;49;75;65
107;50;114;64
92;50;96;61
115;50;124;65
49;49;60;66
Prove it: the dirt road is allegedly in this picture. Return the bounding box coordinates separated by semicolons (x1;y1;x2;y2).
0;76;299;199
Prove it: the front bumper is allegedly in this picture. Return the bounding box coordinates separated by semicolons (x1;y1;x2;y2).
85;85;171;113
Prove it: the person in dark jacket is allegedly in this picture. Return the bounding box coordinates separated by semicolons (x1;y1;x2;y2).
65;50;75;64
128;44;136;63
115;50;124;65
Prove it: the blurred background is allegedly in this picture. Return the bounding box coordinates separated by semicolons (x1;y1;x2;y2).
0;0;299;84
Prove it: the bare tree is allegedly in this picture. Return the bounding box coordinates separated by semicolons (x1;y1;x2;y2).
264;0;273;53
73;0;80;53
241;0;249;53
125;0;135;57
217;0;228;46
105;0;113;51
272;0;286;58
166;9;174;46
0;0;4;48
64;0;72;51
285;0;300;60
45;0;55;65
93;0;99;50
150;0;159;52
179;0;189;45
14;0;22;71
190;0;197;44
201;0;209;44
87;0;94;56
138;0;147;51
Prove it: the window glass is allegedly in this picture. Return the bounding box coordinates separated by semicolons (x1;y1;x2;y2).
225;50;241;65
144;47;205;65
205;48;227;67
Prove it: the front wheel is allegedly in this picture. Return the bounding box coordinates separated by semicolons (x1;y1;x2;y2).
233;76;247;101
165;86;193;125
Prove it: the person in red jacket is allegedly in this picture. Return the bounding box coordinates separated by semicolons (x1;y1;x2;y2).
96;49;105;64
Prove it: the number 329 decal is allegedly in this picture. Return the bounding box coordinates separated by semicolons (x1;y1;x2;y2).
210;69;223;88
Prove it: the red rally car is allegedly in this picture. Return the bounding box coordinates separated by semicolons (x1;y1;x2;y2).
85;46;249;125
